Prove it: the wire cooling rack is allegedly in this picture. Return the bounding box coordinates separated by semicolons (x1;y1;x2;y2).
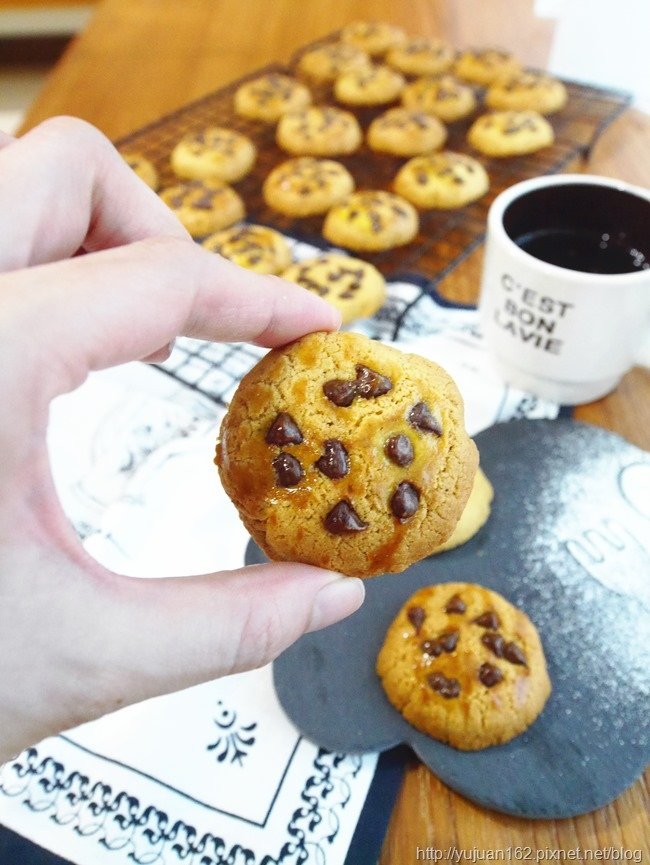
115;33;632;406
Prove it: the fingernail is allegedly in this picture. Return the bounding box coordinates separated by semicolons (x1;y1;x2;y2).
307;577;365;633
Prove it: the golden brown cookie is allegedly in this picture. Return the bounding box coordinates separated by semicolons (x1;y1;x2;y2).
467;110;554;157
401;74;477;123
202;224;292;275
432;466;493;554
454;48;521;86
122;152;159;190
367;108;447;157
159;179;245;238
170;127;256;183
276;106;363;156
394;151;489;209
323;190;419;252
340;21;407;57
263;157;355;217
485;71;568;115
386;37;455;77
334;64;406;107
234;72;312;123
376;582;551;749
297;42;371;83
281;254;386;324
216;331;478;577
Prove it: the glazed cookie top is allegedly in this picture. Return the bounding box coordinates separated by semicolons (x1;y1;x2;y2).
276;106;363;155
367;107;447;156
340;21;407;56
454;48;521;85
234;72;312;122
386;37;455;77
401;74;477;121
216;331;478;577
334;64;406;106
202;224;292;274
122;152;159;190
297;42;371;82
486;70;568;114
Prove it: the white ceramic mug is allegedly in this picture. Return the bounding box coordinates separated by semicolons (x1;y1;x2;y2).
478;174;650;405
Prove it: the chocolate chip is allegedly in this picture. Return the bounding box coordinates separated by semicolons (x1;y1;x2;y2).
407;605;426;633
385;434;414;467
272;453;304;487
323;379;358;407
408;402;442;435
266;412;303;445
354;365;392;398
315;439;349;479
437;630;459;653
503;641;527;666
390;482;420;522
473;611;500;630
479;662;503;688
445;594;466;614
481;632;505;658
421;638;442;657
428;672;461;698
324;500;368;534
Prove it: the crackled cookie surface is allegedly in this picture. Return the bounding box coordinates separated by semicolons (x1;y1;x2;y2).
401;74;477;123
297;43;371;82
432;466;493;554
334;64;406;107
323;190;419;251
377;582;551;749
159;179;245;237
234;73;312;123
263;157;355;217
454;48;521;85
367;108;447;157
202;224;291;274
486;71;568;115
170;127;256;183
281;254;386;324
276;106;362;156
122;152;159;190
386;37;455;77
395;151;489;209
216;332;478;577
468;110;554;157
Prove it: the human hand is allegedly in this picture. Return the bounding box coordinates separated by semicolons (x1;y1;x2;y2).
0;117;364;763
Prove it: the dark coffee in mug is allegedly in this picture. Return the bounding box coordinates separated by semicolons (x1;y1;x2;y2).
502;183;650;275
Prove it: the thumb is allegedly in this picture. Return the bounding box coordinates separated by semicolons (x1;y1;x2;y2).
85;562;365;717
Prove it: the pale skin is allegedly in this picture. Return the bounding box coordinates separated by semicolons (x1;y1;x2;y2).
0;117;365;764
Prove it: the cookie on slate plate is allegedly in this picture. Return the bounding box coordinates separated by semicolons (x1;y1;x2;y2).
323;190;419;252
432;466;493;554
215;331;478;578
376;581;551;749
281;253;386;324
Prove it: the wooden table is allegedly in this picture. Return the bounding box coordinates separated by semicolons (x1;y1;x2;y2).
18;0;650;860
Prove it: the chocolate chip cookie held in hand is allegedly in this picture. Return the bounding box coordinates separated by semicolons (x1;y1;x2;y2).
215;331;478;577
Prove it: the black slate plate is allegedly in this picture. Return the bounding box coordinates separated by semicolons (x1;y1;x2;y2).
248;419;650;819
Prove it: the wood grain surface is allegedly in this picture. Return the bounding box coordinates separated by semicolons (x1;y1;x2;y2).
17;0;650;860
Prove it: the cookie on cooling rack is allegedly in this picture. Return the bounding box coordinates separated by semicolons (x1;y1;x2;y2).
122;152;159;190
401;74;477;123
281;253;386;324
454;48;521;86
468;110;554;157
376;581;551;749
159;179;245;238
486;71;568;115
334;64;406;107
323;190;419;252
263;157;355;217
276;106;362;156
202;224;292;275
394;151;489;209
170;127;256;183
215;331;478;577
367;107;447;157
340;21;407;57
385;36;455;77
234;72;312;123
297;42;371;83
